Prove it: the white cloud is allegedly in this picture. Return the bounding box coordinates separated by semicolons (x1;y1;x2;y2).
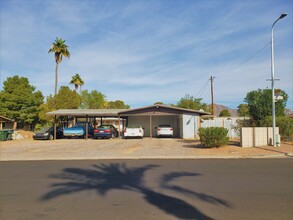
0;0;292;110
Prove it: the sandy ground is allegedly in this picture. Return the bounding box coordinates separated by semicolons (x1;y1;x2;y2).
1;132;292;161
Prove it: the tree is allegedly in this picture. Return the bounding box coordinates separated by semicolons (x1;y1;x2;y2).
237;104;250;117
38;87;81;128
219;109;231;117
260;116;293;139
48;37;70;95
176;94;207;111
80;90;107;109
244;89;288;124
106;100;130;109
70;74;84;92
48;86;81;110
0;75;44;128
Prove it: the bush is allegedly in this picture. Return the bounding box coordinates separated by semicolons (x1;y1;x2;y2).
198;127;229;148
260;116;293;140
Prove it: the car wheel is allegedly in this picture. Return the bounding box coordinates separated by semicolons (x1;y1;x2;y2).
49;134;53;140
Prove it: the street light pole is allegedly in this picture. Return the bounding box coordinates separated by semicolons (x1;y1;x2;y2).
271;13;287;147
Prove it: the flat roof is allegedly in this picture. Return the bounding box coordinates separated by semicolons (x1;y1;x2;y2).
46;109;127;117
46;105;210;117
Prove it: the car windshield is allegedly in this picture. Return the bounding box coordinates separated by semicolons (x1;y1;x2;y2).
158;124;171;128
98;125;112;129
76;122;89;127
127;125;141;128
39;127;51;132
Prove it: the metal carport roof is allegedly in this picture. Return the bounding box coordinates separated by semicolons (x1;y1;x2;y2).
46;109;128;117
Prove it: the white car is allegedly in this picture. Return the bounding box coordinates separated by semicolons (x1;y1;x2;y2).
124;125;144;138
156;124;173;137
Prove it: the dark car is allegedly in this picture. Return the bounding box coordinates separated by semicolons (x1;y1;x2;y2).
93;125;118;139
33;127;63;140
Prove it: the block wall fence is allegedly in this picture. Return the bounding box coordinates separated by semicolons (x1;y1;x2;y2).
240;127;279;147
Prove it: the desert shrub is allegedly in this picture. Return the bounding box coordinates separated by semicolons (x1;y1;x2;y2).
198;127;229;148
260;116;293;140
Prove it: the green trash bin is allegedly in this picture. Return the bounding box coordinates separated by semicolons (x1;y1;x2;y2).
6;130;14;140
0;130;8;141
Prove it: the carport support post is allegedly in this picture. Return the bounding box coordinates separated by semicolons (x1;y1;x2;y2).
54;115;57;140
150;114;152;139
118;115;121;138
85;115;88;140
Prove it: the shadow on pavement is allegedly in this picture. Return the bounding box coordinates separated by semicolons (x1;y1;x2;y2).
40;163;232;219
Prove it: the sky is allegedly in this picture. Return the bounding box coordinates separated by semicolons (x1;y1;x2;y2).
0;0;292;110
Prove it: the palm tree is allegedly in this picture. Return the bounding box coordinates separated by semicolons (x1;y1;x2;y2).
48;37;70;95
70;74;84;92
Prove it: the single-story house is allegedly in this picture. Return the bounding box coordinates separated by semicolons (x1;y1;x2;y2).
46;104;210;139
119;105;210;138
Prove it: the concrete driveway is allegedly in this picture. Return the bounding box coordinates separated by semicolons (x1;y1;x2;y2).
1;138;293;161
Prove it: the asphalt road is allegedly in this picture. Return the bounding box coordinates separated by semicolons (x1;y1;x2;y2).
0;159;292;220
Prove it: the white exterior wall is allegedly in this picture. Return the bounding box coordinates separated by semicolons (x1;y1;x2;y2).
182;114;200;139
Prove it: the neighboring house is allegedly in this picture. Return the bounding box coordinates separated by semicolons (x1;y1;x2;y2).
95;117;124;130
0;115;16;130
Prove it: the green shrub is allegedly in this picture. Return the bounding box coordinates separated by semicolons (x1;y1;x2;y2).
198;127;229;148
260;116;293;140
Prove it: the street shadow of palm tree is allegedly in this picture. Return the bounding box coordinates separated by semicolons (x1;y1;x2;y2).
40;163;231;219
160;172;233;208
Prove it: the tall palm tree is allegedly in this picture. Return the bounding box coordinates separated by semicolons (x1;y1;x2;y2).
70;74;84;92
48;37;70;95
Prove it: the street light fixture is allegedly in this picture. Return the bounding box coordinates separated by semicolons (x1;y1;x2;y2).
271;13;287;147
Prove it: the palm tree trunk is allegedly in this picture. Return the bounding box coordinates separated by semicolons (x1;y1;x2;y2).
75;84;78;92
55;63;58;95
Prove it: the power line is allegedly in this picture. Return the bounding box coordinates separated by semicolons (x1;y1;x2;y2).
224;41;271;75
195;79;209;99
194;42;272;104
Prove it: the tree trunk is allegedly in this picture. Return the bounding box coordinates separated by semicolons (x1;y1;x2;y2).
75;84;78;92
55;63;59;95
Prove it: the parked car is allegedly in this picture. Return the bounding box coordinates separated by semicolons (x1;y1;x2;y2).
63;122;94;138
93;125;118;139
33;127;63;140
124;125;144;139
156;124;173;137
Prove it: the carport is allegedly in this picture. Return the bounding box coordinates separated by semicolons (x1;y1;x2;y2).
119;105;210;138
46;109;127;140
47;105;209;140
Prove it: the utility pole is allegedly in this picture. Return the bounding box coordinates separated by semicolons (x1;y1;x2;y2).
210;76;215;116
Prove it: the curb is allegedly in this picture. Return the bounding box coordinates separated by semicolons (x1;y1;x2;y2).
0;154;292;162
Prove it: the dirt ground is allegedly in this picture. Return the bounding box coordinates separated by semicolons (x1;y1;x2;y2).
1;130;292;161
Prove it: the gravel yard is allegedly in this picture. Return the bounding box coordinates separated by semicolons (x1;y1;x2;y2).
1;137;293;161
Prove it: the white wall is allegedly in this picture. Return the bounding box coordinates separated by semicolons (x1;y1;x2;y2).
182;114;200;139
240;127;279;147
201;117;242;138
